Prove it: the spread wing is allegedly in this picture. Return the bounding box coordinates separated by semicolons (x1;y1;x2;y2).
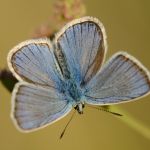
11;82;72;132
84;52;150;105
7;38;63;90
54;16;107;86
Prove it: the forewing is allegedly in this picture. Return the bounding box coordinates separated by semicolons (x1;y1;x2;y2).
85;52;150;105
54;16;107;85
11;82;72;132
7;38;63;89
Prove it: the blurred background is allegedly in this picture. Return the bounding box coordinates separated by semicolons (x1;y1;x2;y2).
0;0;150;149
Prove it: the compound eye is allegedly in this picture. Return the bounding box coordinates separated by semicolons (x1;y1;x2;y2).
74;105;79;110
82;104;85;108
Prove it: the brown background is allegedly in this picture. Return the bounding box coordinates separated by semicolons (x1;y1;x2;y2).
0;0;150;149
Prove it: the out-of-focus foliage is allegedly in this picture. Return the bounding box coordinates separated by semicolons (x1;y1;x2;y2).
0;69;17;92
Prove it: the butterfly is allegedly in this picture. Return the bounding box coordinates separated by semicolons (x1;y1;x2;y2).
7;16;150;133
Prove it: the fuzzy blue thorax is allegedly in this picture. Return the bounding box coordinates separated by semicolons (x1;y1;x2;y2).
64;79;85;114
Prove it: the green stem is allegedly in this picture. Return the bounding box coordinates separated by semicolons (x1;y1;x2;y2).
111;106;150;140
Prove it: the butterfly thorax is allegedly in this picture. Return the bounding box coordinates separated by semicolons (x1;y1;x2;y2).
64;79;85;114
65;79;82;102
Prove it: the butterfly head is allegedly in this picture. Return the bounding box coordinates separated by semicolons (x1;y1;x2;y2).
74;102;85;114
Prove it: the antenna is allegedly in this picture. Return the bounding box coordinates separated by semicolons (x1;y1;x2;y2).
87;105;123;116
60;110;76;139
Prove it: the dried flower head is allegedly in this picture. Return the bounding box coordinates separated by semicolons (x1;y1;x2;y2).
32;0;86;39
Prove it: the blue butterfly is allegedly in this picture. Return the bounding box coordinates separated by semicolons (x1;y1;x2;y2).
7;16;150;132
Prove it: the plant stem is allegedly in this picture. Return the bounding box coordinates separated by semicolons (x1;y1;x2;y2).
110;106;150;140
